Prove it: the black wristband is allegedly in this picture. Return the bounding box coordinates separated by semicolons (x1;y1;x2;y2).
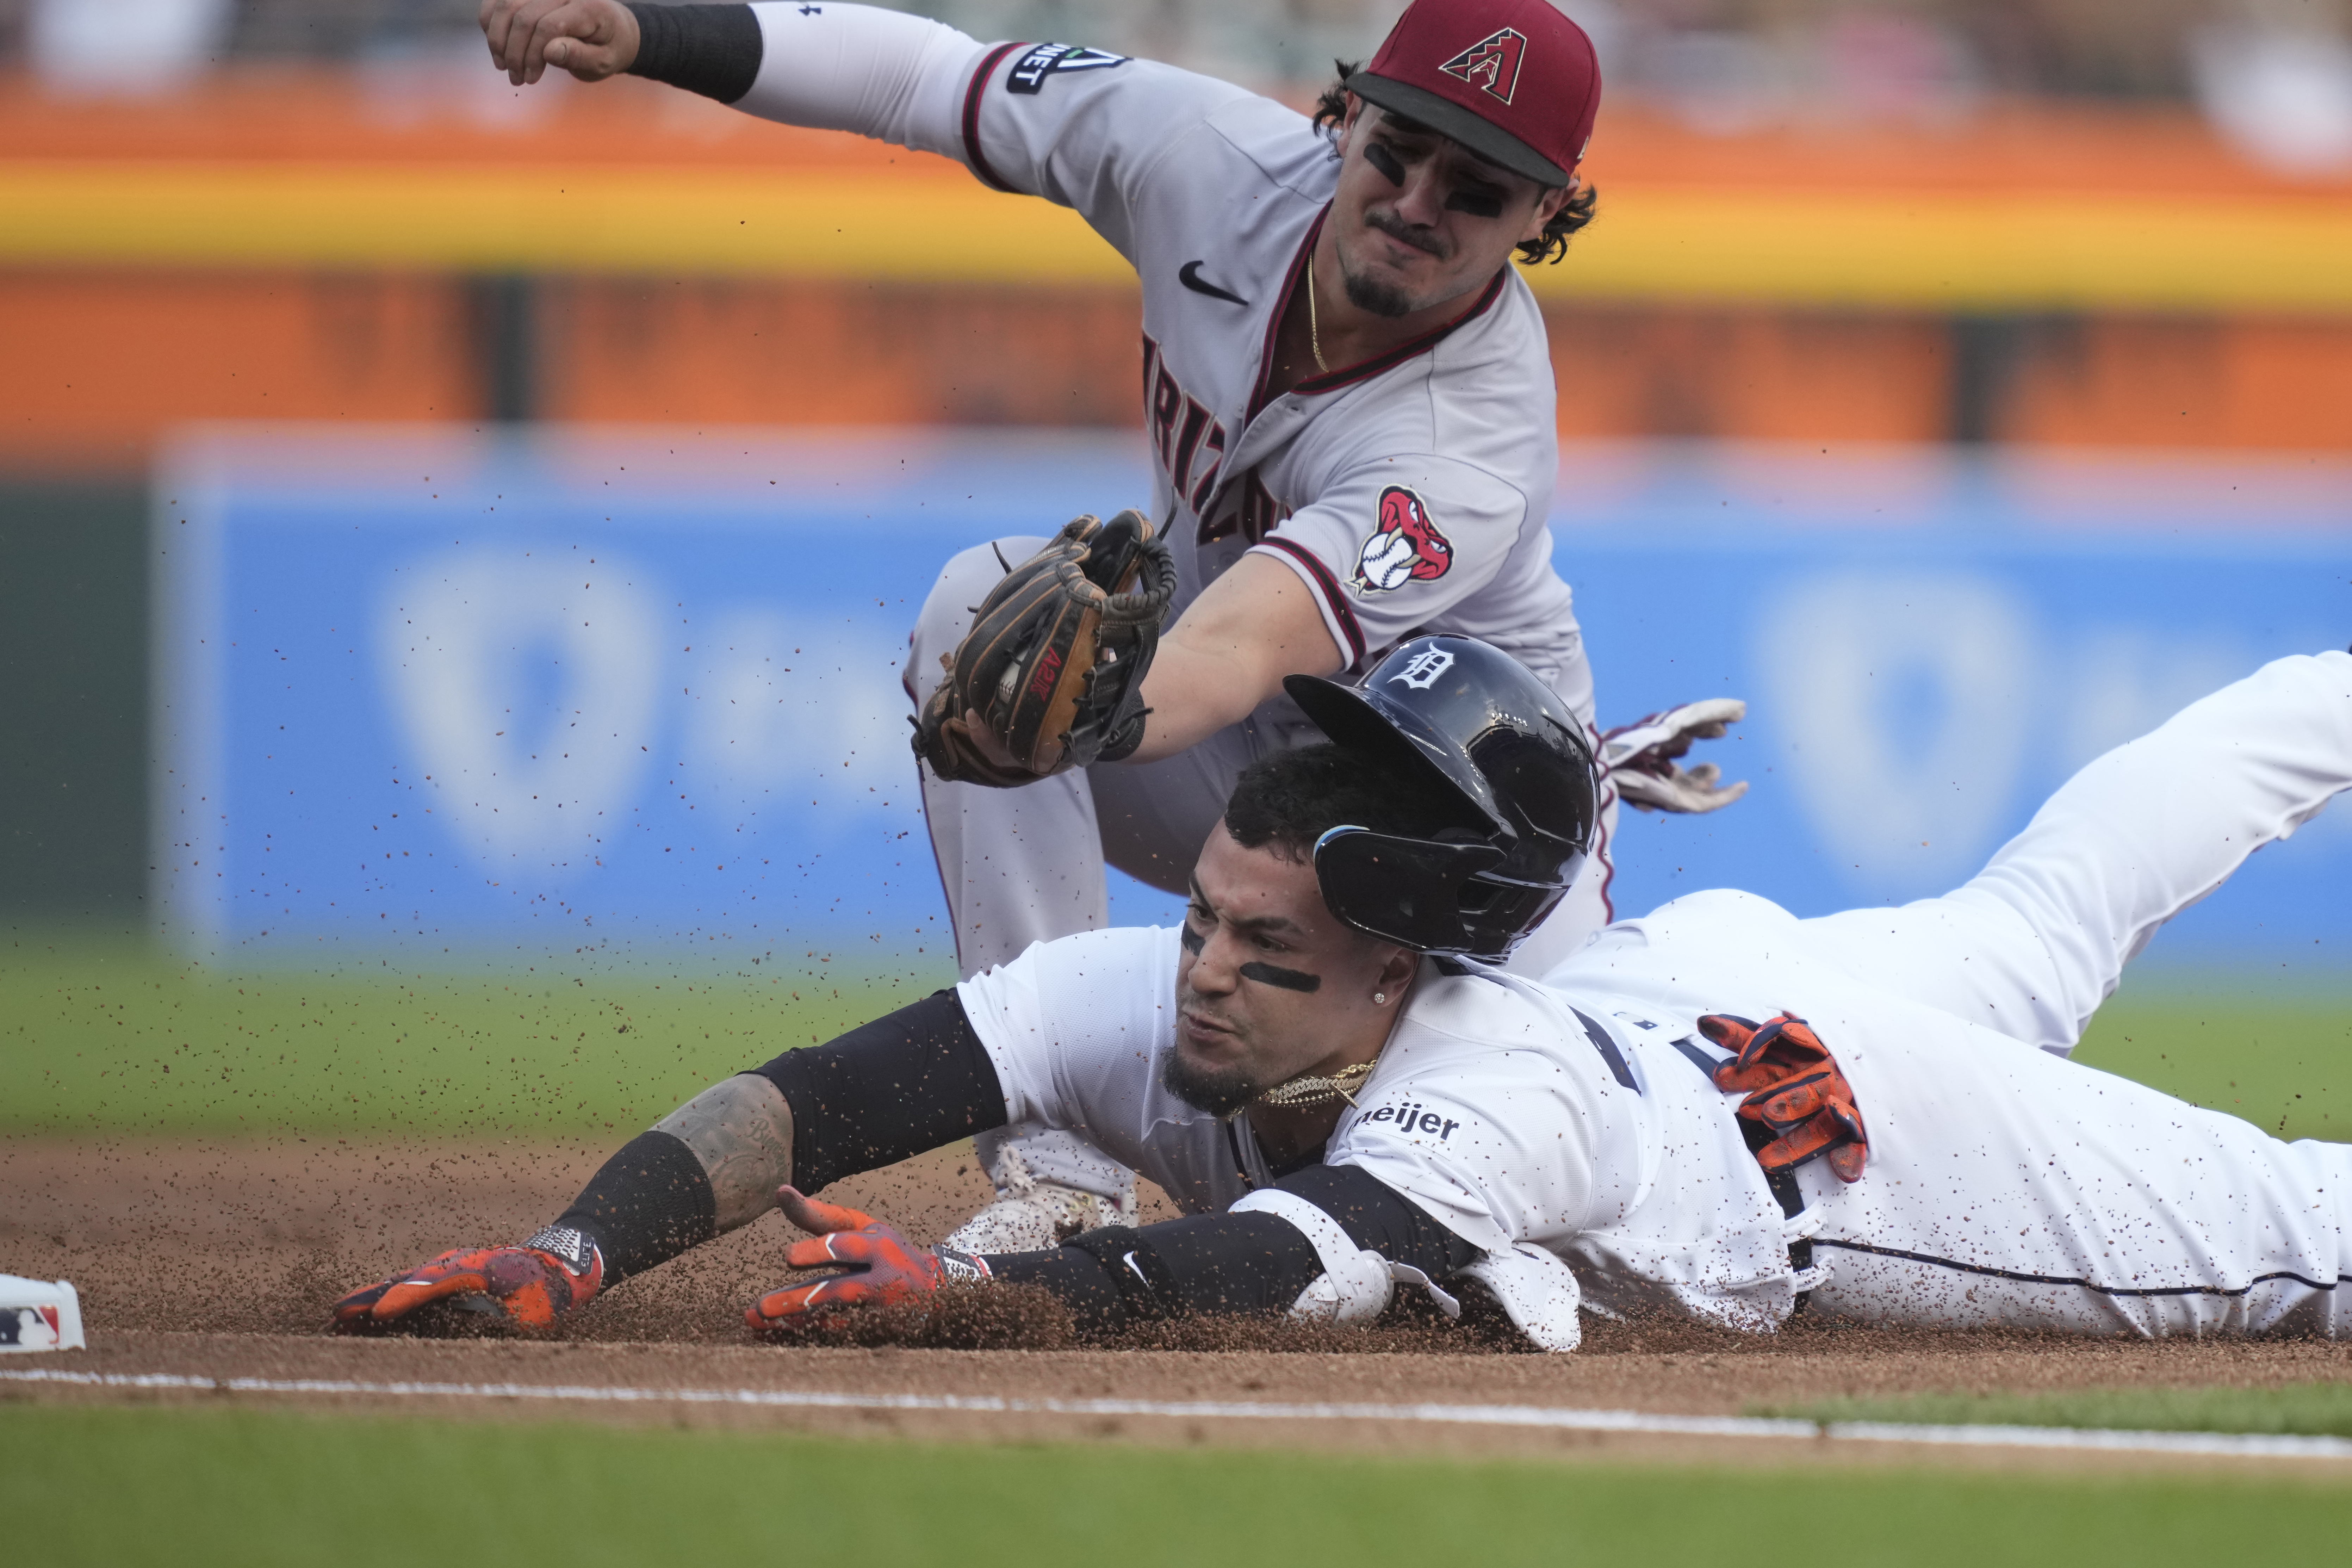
982;1246;1129;1334
1061;1226;1181;1324
624;3;762;104
1000;1209;1331;1331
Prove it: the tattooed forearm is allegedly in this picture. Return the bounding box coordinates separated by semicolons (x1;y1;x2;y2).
653;1074;795;1232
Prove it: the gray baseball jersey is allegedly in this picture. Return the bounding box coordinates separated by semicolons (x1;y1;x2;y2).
737;2;1590;701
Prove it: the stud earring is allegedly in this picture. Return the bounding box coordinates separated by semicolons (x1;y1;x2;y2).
1373;991;1387;1005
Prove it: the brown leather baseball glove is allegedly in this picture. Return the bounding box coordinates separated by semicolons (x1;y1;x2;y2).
913;510;1176;788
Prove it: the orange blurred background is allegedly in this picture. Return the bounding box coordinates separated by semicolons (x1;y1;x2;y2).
5;63;2349;473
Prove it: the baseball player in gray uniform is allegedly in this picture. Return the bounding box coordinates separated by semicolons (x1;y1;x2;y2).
340;636;2352;1349
477;0;1746;1248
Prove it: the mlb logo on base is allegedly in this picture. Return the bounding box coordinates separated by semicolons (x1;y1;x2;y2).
0;1276;86;1353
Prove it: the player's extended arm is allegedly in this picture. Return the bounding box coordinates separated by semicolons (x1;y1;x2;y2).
483;0;974;154
333;990;1005;1331
747;1163;1474;1335
1122;554;1343;765
333;980;1470;1337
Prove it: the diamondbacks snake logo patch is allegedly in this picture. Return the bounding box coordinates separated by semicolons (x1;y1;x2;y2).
1353;486;1453;593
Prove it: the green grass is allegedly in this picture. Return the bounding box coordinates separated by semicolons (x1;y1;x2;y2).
5;926;2347;1142
0;929;951;1135
3;1403;2348;1567
1761;1381;2352;1438
2073;987;2352;1142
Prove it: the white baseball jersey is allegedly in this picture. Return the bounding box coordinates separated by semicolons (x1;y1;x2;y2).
959;928;1806;1344
958;653;2352;1349
736;2;1589;700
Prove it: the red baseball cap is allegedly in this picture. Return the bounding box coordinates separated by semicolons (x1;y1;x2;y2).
1348;0;1601;188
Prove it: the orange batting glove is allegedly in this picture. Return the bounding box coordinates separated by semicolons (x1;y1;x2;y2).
1700;1012;1869;1183
746;1188;992;1331
331;1226;604;1332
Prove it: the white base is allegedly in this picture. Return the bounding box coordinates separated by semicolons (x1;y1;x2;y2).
0;1276;85;1353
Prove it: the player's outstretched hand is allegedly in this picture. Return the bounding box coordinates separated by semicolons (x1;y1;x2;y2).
1599;697;1749;814
331;1232;604;1333
746;1188;992;1330
480;0;639;85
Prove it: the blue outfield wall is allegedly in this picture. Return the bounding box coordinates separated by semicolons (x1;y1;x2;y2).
153;426;2352;974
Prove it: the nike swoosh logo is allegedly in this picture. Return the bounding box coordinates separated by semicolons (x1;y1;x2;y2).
1178;260;1250;306
1123;1251;1152;1283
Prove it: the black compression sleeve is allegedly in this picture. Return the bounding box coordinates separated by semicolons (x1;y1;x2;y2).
1273;1163;1480;1278
988;1211;1323;1334
751;990;1008;1194
624;3;762;104
976;1247;1128;1334
555;1129;718;1282
984;1166;1475;1333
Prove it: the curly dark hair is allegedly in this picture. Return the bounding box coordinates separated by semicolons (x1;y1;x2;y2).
1312;61;1596;265
1223;743;1478;864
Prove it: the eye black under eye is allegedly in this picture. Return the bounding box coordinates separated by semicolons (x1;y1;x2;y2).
1363;142;1406;187
1446;189;1503;218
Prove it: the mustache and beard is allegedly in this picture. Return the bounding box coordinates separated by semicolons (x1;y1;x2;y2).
1340;209;1450;319
1161;987;1273;1118
1160;1042;1267;1119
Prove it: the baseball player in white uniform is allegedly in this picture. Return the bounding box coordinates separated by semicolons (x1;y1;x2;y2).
476;0;1748;1248
338;636;2352;1349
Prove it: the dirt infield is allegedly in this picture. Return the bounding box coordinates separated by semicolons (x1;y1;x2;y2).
9;1135;2352;1469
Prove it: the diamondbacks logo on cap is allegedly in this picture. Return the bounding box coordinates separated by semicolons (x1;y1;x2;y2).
1439;26;1528;104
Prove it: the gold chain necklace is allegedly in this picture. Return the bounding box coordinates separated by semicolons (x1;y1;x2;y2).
1255;1055;1376;1110
1305;257;1330;374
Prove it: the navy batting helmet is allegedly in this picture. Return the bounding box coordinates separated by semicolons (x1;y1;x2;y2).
1284;635;1597;961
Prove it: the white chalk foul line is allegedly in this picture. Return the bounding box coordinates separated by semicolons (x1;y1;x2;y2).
6;1366;2350;1462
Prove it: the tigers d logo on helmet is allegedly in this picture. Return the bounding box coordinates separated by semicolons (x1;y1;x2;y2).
1353;486;1453;594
